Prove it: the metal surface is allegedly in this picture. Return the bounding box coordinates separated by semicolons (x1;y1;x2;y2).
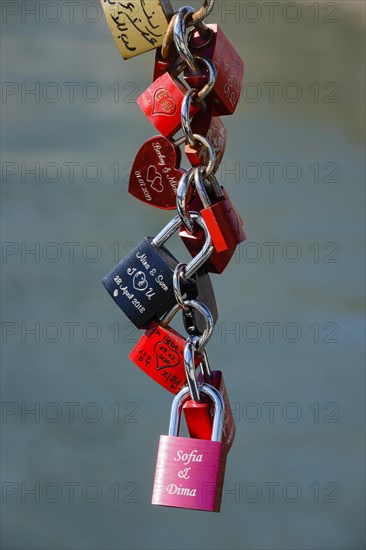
152;212;213;279
168;383;224;442
161;299;214;352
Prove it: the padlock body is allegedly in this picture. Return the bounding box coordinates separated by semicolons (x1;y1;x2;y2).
129;135;184;209
184;24;244;115
129;321;203;393
180;226;234;274
153;47;179;81
183;396;213;440
102;237;183;328
180;188;246;273
185;110;227;171
137;73;198;137
101;0;173;60
198;371;236;451
201;198;247;253
152;435;227;512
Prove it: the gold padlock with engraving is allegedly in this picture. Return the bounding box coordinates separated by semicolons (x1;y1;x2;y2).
101;0;174;60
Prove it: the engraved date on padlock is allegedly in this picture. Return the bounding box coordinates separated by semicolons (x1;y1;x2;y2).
129;135;185;209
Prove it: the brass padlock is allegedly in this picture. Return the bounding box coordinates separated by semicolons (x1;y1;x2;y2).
100;0;174;60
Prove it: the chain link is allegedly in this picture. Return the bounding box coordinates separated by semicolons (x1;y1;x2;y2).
161;1;219;389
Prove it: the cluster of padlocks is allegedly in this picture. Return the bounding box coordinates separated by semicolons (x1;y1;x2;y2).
100;0;246;512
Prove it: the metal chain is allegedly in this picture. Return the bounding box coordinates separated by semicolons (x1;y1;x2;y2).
162;1;219;399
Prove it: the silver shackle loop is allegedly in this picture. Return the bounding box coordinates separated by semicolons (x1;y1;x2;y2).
194;166;224;209
180;56;216;145
162;299;214;352
181;90;199;148
174;7;200;73
176;158;216;233
184;335;201;401
169;382;224;441
199;349;213;380
151;212;212;279
188;0;215;26
176;168;196;233
173;263;191;312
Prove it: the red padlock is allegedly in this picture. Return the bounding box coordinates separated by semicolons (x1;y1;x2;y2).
137;72;199;138
185;107;227;171
183;353;236;451
129;320;203;394
184;24;244;116
153;44;184;81
129;299;213;393
179;170;246;274
129;135;185;209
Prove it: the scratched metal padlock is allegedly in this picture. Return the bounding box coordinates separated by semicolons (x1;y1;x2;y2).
178;169;246;274
129;299;213;393
128;135;185;209
184;24;244;115
185;108;227;172
137;72;199;138
152;384;227;512
100;0;173;60
102;213;213;328
184;352;236;451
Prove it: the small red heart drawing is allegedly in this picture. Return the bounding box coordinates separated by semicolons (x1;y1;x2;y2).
152;88;177;116
154;341;180;370
129;136;186;210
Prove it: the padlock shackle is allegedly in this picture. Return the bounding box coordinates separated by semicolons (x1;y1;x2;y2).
195;166;224;207
181;75;218;148
184;335;201;402
177;161;219;233
199;349;212;380
176;168;196;233
174;7;201;73
169;383;224;442
151;212;213;280
152;214;182;247
161;299;214;351
189;0;215;26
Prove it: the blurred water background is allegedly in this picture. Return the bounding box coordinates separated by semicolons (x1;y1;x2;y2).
1;1;365;549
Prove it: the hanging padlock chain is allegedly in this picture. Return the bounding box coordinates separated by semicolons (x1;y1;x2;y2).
100;0;247;513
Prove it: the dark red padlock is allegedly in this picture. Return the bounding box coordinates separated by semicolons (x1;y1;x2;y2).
183;353;236;451
137;72;199;138
153;45;185;81
185;108;227;171
129;135;185;209
129;320;203;394
179;173;246;274
184;24;244;116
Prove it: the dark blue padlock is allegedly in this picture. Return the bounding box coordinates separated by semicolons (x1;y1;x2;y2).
102;213;213;329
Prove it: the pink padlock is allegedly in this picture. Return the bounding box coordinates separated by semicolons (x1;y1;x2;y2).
152;384;227;512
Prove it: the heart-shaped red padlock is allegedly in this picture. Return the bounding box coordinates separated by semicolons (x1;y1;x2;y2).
129;136;185;210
